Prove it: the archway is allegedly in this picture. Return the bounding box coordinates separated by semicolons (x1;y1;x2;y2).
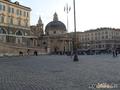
54;47;59;54
0;28;6;34
0;28;7;42
15;30;23;44
15;30;23;36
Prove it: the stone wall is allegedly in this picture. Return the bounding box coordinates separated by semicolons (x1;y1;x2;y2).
0;43;46;56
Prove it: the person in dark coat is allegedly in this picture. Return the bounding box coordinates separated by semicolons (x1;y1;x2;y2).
27;49;30;55
19;51;23;56
112;50;115;57
34;50;38;56
115;49;118;57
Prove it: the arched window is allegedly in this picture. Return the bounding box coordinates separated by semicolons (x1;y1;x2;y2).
18;19;21;25
16;31;23;36
24;19;28;27
53;31;56;34
8;16;13;24
10;17;13;24
17;18;21;26
0;28;6;34
0;15;4;23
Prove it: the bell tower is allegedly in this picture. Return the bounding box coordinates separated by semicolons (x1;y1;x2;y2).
36;16;44;36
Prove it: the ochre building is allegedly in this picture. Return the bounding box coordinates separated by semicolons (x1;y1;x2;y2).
0;0;39;56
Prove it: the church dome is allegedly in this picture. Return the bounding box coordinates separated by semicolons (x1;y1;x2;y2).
45;13;66;35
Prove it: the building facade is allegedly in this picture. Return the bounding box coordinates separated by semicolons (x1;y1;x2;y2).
37;13;72;54
30;17;44;47
0;0;31;45
0;0;40;55
77;28;120;54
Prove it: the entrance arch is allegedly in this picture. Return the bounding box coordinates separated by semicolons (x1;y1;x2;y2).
15;30;23;44
0;28;7;34
15;30;23;36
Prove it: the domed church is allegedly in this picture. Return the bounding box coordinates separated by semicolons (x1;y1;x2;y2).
45;13;67;35
38;13;72;54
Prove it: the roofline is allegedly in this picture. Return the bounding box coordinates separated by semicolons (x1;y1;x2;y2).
0;0;31;11
84;27;120;32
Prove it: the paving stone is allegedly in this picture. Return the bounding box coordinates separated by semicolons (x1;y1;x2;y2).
0;55;120;90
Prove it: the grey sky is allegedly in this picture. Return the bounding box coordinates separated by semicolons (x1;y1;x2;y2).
12;0;120;32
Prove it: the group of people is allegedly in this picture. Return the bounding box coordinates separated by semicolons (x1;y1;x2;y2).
19;49;38;56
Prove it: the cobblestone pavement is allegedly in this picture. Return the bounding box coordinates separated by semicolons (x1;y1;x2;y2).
0;55;120;90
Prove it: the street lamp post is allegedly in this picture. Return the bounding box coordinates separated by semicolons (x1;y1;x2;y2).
64;3;71;32
73;0;79;61
64;4;71;54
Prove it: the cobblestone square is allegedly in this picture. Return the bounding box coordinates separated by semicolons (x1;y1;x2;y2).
0;55;120;90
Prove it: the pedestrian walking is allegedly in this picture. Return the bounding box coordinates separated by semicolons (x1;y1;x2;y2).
34;50;38;56
115;50;118;57
27;49;30;55
113;50;115;57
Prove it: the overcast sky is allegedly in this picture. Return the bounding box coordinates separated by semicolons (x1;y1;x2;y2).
12;0;120;32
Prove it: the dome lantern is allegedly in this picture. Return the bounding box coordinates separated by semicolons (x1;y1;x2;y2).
53;12;58;21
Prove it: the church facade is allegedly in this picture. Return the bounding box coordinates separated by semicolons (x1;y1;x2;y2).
31;13;72;54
